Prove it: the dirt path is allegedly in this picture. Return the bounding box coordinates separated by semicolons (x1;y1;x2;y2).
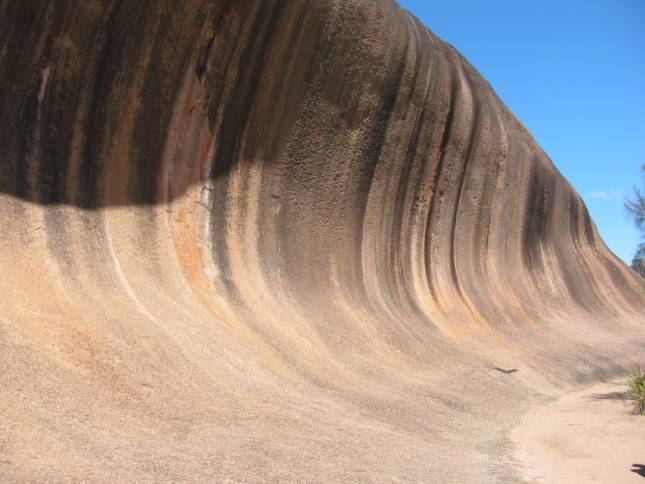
510;381;645;483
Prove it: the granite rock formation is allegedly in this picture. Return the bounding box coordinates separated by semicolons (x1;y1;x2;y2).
1;0;644;481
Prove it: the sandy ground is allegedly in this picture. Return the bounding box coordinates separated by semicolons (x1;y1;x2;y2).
510;380;645;483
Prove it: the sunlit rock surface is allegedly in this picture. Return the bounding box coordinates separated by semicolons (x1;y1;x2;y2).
1;0;643;481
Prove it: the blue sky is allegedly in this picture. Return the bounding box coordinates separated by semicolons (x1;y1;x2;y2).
399;0;645;264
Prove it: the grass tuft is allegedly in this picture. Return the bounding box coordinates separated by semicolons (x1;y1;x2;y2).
626;367;645;415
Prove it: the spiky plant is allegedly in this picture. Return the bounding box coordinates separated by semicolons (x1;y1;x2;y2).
626;367;645;415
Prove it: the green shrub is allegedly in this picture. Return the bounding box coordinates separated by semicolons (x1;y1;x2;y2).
627;367;645;415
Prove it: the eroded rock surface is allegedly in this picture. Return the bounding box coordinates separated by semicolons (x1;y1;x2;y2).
1;0;643;481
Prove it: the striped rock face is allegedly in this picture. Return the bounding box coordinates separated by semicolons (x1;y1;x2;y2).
1;0;643;481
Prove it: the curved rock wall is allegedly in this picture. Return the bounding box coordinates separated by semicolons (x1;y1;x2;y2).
1;0;643;481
